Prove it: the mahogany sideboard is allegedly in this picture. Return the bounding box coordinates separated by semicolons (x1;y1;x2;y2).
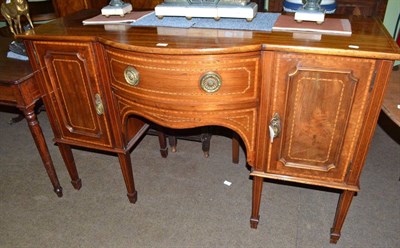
18;10;400;244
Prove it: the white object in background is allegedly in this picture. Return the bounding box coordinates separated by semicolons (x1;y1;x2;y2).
101;3;132;17
217;3;258;20
7;51;28;61
155;2;258;21
294;9;325;24
224;180;232;186
156;4;201;20
294;0;327;24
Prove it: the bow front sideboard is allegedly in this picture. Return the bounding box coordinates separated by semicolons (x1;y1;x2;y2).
18;10;400;243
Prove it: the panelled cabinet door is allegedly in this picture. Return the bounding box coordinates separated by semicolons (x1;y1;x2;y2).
266;53;376;182
34;42;112;148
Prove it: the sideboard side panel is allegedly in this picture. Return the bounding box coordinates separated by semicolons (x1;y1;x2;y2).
33;41;113;148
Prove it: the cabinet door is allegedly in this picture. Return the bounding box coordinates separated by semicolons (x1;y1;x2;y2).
34;42;112;148
266;53;376;182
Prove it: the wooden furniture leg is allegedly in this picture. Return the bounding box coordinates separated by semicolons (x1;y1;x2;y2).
58;143;82;190
166;127;211;157
330;190;356;243
9;102;46;125
232;133;240;164
200;132;211;158
168;135;177;153
117;152;137;203
250;176;264;229
150;126;238;161
145;127;172;158
57;130;139;203
22;105;63;197
157;131;168;158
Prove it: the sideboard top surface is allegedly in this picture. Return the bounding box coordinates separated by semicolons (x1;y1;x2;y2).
19;10;400;60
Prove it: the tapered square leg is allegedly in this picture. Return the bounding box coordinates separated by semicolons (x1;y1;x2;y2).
330;190;355;244
250;176;264;229
117;152;137;204
58;143;82;190
232;133;240;164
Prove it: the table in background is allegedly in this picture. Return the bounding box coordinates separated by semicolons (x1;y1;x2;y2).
382;67;400;127
0;35;62;197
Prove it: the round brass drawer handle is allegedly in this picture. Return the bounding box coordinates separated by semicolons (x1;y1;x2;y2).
200;72;222;93
124;66;140;86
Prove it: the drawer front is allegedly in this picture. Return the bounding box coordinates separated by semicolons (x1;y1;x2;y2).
105;48;260;164
106;48;260;109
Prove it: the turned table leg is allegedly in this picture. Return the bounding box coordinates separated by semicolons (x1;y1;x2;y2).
330;190;355;244
118;152;137;204
58;143;82;190
22;106;63;197
250;176;264;229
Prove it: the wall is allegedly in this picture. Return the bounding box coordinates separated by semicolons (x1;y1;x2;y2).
383;0;400;65
384;0;399;38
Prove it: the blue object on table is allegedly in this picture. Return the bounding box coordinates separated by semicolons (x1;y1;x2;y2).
132;12;281;32
283;0;336;14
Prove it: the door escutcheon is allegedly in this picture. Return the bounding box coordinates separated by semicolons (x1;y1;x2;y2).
94;93;104;115
269;113;281;143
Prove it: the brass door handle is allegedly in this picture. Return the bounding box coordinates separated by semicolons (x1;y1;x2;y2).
269;113;281;143
124;66;140;86
200;72;222;93
94;93;104;115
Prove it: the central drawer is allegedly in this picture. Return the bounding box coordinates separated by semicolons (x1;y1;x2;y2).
105;47;260;109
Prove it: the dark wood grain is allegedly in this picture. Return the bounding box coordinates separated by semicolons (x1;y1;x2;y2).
51;0;109;17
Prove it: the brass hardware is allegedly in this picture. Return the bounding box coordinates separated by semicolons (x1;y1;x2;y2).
94;93;104;115
1;0;34;36
269;113;281;143
124;66;140;86
200;72;222;93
